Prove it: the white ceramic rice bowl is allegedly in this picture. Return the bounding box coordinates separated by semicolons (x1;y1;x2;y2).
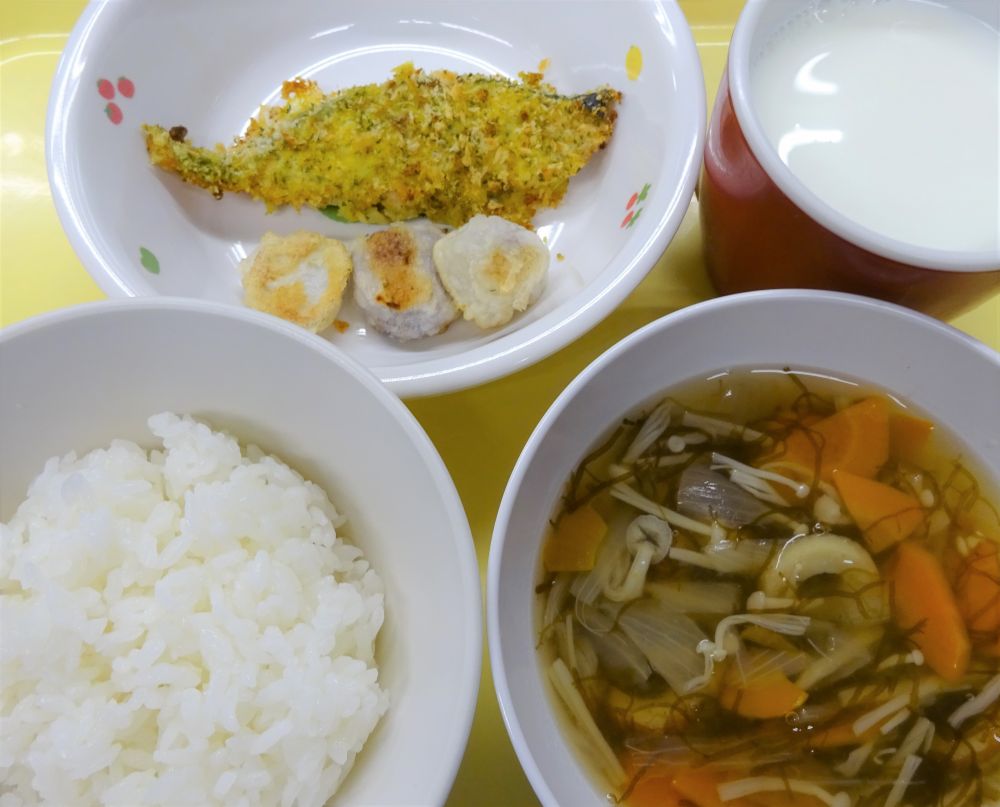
487;290;1000;807
46;0;705;396
0;299;481;806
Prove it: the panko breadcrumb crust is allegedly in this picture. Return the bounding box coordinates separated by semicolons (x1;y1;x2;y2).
143;63;621;227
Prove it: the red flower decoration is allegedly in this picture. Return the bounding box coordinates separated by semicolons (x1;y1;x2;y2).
105;103;123;125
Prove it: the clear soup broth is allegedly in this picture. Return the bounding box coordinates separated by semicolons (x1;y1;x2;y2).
536;368;1000;807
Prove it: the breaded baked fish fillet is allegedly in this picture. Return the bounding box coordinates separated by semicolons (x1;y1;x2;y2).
143;63;620;227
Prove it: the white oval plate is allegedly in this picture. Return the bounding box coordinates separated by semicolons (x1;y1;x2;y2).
47;0;705;397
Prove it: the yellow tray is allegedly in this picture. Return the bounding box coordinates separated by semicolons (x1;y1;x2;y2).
1;2;997;805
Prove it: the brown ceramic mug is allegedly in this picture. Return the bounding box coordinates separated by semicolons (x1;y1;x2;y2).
700;0;1000;320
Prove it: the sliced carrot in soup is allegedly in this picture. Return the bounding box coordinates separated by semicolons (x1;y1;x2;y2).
671;769;743;807
668;769;825;807
955;539;1000;637
886;541;971;682
805;710;888;748
983;636;1000;657
719;667;808;719
740;624;800;653
744;794;827;807
889;411;935;465
627;773;686;807
760;397;890;483
832;469;924;553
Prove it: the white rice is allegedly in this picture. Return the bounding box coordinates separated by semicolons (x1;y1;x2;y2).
0;413;388;806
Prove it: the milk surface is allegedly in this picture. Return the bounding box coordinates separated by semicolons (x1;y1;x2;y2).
751;0;999;253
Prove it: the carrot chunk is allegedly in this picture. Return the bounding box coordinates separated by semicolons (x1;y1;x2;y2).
889;412;935;465
719;667;808;720
805;711;886;748
761;397;890;483
982;636;1000;657
806;721;866;749
628;773;686;807
740;625;799;653
886;542;971;682
669;769;824;807
832;469;924;553
542;504;607;572
956;539;1000;638
671;769;741;807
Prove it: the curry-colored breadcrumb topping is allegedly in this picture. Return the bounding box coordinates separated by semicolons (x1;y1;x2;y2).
143;63;620;227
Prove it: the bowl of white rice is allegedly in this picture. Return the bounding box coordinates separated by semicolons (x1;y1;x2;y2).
0;299;481;807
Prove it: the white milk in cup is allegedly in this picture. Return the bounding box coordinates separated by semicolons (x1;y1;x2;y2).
750;0;999;254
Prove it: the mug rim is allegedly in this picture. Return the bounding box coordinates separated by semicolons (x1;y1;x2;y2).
728;0;1000;274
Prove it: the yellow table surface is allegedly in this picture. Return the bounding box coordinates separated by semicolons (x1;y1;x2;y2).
1;2;998;805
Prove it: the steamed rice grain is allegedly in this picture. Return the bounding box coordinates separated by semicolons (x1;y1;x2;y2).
0;413;388;806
